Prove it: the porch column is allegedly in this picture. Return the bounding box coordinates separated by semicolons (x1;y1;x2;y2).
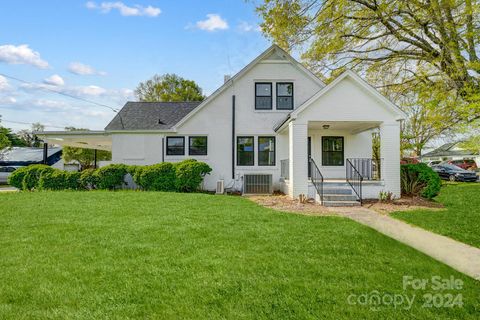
380;121;401;197
288;121;309;198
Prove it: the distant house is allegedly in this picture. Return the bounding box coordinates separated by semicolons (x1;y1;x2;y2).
0;147;63;167
422;142;480;166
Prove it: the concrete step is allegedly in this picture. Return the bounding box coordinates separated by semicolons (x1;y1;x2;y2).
323;194;358;201
323;188;353;195
322;200;361;207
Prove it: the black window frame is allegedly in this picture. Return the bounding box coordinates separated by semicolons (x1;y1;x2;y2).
276;82;294;110
237;136;255;166
188;136;208;156
322;136;344;166
258;136;276;166
166;136;185;156
255;82;273;110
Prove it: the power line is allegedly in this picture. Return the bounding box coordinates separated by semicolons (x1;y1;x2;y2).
0;73;120;112
1;119;67;130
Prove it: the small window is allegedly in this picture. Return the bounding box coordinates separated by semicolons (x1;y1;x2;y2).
189;136;207;155
255;83;272;110
166;137;185;155
258;137;275;166
276;82;293;110
322;136;344;166
237;136;254;166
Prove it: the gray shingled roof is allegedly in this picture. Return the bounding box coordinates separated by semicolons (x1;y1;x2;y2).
105;101;202;131
423;142;477;157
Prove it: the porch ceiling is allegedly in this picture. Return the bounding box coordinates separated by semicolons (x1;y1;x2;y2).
308;121;381;133
35;131;112;151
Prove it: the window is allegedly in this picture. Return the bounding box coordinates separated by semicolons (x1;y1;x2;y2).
255;83;272;110
258;137;275;166
237;136;254;166
276;82;293;110
189;136;207;155
166;137;185;155
322;136;344;166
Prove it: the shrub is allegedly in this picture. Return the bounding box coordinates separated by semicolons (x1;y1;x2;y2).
80;169;98;190
137;163;176;191
401;163;441;199
95;164;128;190
22;165;56;191
175;159;212;192
39;170;81;190
8;166;30;189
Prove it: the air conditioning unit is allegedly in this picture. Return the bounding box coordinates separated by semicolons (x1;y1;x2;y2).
216;180;225;194
243;174;273;194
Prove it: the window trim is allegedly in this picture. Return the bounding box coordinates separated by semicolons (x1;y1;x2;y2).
258;136;276;166
237;136;255;166
276;82;294;110
321;136;344;166
166;136;185;156
255;82;273;110
188;136;208;156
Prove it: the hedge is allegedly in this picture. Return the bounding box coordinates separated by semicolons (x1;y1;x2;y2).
401;163;441;199
9;160;212;193
135;162;176;191
39;171;81;191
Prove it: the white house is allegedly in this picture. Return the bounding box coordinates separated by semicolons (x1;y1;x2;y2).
38;45;405;206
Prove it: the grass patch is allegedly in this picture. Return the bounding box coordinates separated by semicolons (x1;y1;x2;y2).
0;191;479;319
392;183;480;248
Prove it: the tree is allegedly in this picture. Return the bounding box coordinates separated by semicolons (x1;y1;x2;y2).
62;127;111;170
0;116;10;150
135;73;205;102
257;0;480;142
16;122;45;147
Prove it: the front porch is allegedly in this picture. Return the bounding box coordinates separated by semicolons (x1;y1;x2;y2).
277;119;401;205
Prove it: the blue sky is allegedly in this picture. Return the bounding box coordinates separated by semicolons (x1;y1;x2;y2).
0;0;269;131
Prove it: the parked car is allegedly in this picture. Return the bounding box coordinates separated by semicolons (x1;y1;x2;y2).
432;163;478;182
425;160;442;167
0;166;20;184
447;159;478;171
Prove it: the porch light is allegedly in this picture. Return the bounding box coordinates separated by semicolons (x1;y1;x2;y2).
322;125;330;129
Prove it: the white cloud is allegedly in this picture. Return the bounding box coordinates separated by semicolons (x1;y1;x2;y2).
0;96;16;104
0;44;49;69
43;74;65;86
196;14;229;31
0;75;11;91
68;62;106;76
68;85;107;96
31;99;69;109
238;21;261;33
86;1;161;17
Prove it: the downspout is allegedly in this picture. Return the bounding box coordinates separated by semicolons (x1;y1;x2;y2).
232;95;236;179
42;142;48;165
162;137;165;163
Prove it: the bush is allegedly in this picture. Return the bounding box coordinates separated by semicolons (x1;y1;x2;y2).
95;164;128;190
175;159;212;192
137;163;176;191
401;163;441;199
8;166;30;189
22;165;56;191
39;170;81;190
80;169;98;190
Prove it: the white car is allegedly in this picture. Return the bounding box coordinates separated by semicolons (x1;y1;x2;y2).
0;166;20;184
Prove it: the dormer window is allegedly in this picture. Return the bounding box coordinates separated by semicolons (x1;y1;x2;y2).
255;83;272;110
276;82;293;110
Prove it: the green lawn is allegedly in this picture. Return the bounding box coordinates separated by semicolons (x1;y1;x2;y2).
392;183;480;248
0;192;479;319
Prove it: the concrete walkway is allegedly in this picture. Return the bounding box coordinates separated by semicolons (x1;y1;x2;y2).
333;207;480;280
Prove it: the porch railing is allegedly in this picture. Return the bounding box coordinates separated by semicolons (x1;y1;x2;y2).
346;159;363;205
347;158;382;181
309;157;324;204
280;159;289;180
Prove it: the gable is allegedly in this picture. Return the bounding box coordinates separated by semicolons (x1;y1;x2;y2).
292;71;405;123
174;45;325;130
